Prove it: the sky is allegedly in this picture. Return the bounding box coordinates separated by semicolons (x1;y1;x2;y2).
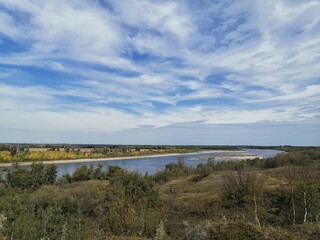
0;0;319;146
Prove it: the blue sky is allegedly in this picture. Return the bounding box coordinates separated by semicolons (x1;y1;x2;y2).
0;0;319;145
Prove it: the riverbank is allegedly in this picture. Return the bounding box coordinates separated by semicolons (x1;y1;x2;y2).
0;150;246;167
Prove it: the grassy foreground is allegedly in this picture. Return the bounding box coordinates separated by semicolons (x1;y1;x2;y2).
0;147;319;239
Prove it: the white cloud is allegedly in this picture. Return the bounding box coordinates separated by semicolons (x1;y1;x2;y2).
0;0;319;144
252;84;320;102
0;0;129;69
1;107;140;132
111;0;194;41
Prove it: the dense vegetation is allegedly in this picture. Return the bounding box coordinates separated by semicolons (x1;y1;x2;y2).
0;147;319;239
0;144;240;163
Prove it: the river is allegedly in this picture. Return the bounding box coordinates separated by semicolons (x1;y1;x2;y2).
0;149;282;177
48;148;281;177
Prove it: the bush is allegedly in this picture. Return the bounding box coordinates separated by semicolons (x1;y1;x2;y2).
220;170;264;207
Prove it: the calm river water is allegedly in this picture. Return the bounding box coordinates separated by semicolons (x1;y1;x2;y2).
51;149;281;177
0;149;282;178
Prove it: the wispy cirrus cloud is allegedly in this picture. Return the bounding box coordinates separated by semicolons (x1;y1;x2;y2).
0;0;319;144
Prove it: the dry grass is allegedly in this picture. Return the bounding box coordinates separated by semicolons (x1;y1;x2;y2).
79;148;93;153
157;170;288;212
158;173;223;211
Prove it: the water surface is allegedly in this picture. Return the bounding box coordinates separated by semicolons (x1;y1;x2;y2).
53;149;281;177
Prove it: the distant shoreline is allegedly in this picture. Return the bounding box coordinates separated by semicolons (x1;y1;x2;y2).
0;150;246;167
